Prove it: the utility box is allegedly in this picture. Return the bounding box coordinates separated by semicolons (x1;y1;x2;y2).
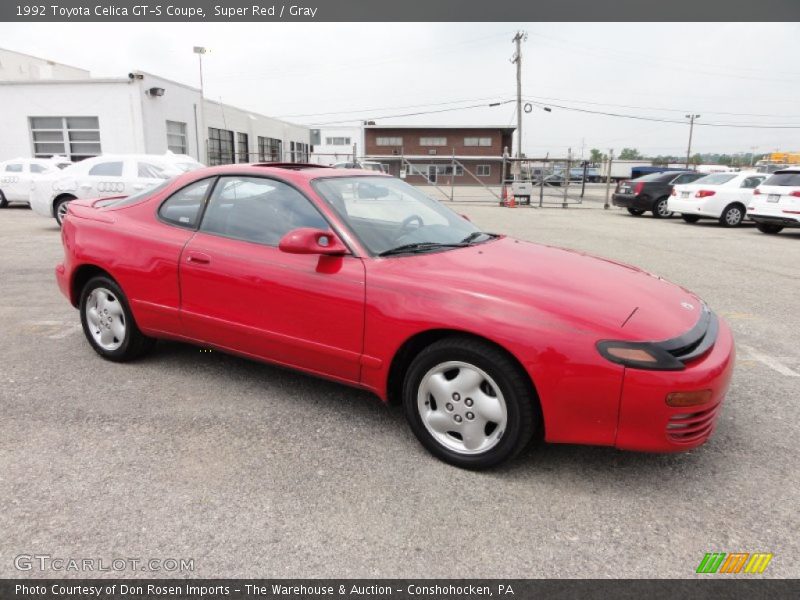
510;180;533;205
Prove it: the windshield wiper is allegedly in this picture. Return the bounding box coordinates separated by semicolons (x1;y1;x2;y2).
378;242;465;257
459;231;497;244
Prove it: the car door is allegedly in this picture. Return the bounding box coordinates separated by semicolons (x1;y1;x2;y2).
179;175;366;383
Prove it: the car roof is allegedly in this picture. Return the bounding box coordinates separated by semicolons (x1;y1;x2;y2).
192;162;393;182
774;166;800;174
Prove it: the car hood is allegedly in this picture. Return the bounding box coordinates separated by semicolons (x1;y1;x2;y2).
373;237;703;341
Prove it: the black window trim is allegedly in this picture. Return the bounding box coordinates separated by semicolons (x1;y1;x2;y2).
157;172;359;257
156;176;219;231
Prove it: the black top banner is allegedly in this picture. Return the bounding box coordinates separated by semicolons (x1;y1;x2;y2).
3;0;800;22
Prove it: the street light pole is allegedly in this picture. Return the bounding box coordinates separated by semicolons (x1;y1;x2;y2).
685;114;700;169
193;46;208;164
511;31;526;159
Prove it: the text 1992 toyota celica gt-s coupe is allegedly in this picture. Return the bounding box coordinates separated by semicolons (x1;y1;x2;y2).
56;163;734;468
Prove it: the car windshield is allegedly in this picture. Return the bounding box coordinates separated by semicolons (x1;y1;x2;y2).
100;179;173;209
693;173;737;185
632;172;681;182
763;172;800;186
313;176;483;256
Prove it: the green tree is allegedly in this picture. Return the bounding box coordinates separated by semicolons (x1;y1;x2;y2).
619;148;643;160
589;148;605;164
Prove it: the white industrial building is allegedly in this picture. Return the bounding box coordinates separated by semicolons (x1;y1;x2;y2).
0;49;311;166
309;125;365;165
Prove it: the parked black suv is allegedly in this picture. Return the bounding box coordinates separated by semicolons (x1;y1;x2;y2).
613;171;705;218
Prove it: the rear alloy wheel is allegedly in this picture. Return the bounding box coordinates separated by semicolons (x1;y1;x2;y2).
79;276;155;361
681;214;701;223
627;208;645;216
54;196;75;226
403;337;539;469
719;204;745;227
652;196;673;219
756;223;784;235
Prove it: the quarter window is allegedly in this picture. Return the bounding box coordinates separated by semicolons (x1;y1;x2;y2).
158;178;213;229
88;161;123;177
741;176;765;189
199;176;328;246
30;164;48;174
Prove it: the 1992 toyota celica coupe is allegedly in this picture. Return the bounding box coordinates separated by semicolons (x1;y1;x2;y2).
56;163;735;468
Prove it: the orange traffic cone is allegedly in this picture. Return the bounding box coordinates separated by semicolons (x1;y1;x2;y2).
507;195;516;208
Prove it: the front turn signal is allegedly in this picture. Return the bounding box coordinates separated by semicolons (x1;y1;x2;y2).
666;389;713;407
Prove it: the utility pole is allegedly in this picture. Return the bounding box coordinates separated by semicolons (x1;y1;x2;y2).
685;114;700;169
750;146;757;167
193;46;208;164
511;31;526;159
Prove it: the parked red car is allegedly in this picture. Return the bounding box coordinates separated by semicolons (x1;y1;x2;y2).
56;163;735;468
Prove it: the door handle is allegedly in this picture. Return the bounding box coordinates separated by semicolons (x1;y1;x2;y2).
186;252;211;265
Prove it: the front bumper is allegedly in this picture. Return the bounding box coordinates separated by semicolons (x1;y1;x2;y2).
612;193;651;210
614;316;735;452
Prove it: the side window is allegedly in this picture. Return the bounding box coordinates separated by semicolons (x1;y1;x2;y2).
30;164;48;174
158;178;213;229
88;161;123;177
671;174;693;184
138;162;169;179
5;164;23;173
199;176;328;246
741;176;764;189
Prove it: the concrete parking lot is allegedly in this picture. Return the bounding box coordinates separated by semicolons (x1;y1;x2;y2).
0;202;797;579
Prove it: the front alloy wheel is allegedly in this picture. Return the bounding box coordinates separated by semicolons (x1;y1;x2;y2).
653;197;673;219
403;337;539;469
54;196;74;226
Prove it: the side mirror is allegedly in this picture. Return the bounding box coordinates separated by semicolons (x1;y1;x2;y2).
278;228;348;256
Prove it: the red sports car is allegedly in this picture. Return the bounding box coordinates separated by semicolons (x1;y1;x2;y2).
56;163;735;468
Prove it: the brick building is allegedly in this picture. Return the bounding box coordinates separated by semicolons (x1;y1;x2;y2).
363;125;514;185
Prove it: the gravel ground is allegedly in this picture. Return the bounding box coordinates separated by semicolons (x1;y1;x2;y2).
0;201;797;579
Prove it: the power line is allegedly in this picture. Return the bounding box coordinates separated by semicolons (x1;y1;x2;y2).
525;100;800;129
311;100;515;126
276;95;508;119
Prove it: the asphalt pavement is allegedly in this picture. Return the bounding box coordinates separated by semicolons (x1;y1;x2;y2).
0;202;797;578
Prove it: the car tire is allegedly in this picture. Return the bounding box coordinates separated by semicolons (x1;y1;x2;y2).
0;190;7;208
402;336;540;469
756;223;784;235
54;195;75;226
652;196;673;218
719;204;745;227
627;208;645;216
79;275;155;362
681;215;701;223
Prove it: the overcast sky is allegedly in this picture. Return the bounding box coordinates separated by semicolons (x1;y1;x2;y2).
2;22;799;158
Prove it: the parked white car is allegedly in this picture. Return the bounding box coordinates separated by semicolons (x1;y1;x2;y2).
747;166;800;234
0;158;68;208
30;153;203;225
668;171;767;227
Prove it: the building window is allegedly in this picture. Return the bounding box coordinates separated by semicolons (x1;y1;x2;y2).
29;116;101;161
291;142;309;162
476;165;491;176
237;132;249;163
166;120;187;154
208;127;235;166
407;164;463;176
464;137;492;147
325;137;351;146
420;137;447;146
376;136;402;146
258;136;282;162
